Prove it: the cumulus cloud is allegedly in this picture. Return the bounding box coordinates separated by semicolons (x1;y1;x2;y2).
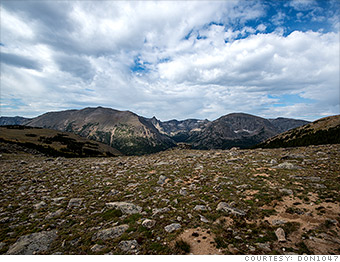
0;1;339;121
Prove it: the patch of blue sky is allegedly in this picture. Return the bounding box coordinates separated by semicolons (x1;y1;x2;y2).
268;94;315;107
130;55;151;74
1;98;27;110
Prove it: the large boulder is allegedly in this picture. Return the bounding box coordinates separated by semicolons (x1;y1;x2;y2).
6;230;57;255
105;202;142;215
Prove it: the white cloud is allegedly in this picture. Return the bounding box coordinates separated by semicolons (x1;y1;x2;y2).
0;1;339;121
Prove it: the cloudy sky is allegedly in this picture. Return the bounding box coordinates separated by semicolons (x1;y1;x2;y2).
1;0;339;121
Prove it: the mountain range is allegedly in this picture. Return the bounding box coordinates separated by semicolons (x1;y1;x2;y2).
0;107;311;155
256;114;340;148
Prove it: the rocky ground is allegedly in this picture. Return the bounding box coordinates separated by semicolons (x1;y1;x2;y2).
0;142;339;255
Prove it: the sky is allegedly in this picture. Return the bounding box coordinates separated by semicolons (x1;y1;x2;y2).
0;0;339;121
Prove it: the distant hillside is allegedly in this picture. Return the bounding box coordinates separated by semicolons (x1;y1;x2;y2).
256;115;340;148
2;107;310;154
187;113;279;149
26;107;175;155
0;125;122;157
0;116;31;126
148;117;210;142
269;117;310;133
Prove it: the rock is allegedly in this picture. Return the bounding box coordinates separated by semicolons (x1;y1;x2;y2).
177;216;182;221
314;184;326;189
271;219;286;225
270;159;278;165
179;188;187;196
67;198;83;208
51;197;65;203
142;219;156;229
152;207;170;216
118;240;139;253
33;201;47;209
105;202;142;214
216;202;246;216
274;162;301;170
164;223;181;233
157;175;168;185
275;227;286;242
199;215;209;223
279;188;293;195
6;230;57;255
92;224;129;241
249;245;256;252
290;176;321;182
193;205;207;211
45;208;64;219
107;189;120;196
256;242;271;252
91;244;106;252
228;244;239;254
0;242;5;249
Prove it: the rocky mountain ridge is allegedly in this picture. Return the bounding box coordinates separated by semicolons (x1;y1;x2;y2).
257;114;340;148
1;107;310;155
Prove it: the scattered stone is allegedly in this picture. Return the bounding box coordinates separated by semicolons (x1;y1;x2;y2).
270;159;278;165
193;205;208;211
279;188;293;195
177;216;182;221
152;207;170;216
256;243;271;252
0;242;5;249
6;230;57;255
91;244;106;252
107;189;120;196
51;197;65;203
228;244;239;254
199;215;209;223
45;208;64;219
33;201;47;209
314;184;327;189
118;240;139;253
275;227;286;242
274;162;301;170
179;188;187;196
142;219;156;229
290;176;321;182
106;202;142;214
67;198;83;208
157;175;168;185
164;223;181;233
249;245;256;252
92;224;129;241
216;202;246;216
0;217;11;223
271;219;286;225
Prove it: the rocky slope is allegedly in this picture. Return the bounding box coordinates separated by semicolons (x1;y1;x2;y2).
188;113;279;149
148;117;210;142
257;115;340;148
26;107;175;155
0;116;31;126
0;143;339;255
0;125;122;157
2;107;310;154
268;118;309;133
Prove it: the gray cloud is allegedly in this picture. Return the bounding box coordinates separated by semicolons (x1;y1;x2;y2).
1;52;41;70
54;54;95;81
0;1;339;121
